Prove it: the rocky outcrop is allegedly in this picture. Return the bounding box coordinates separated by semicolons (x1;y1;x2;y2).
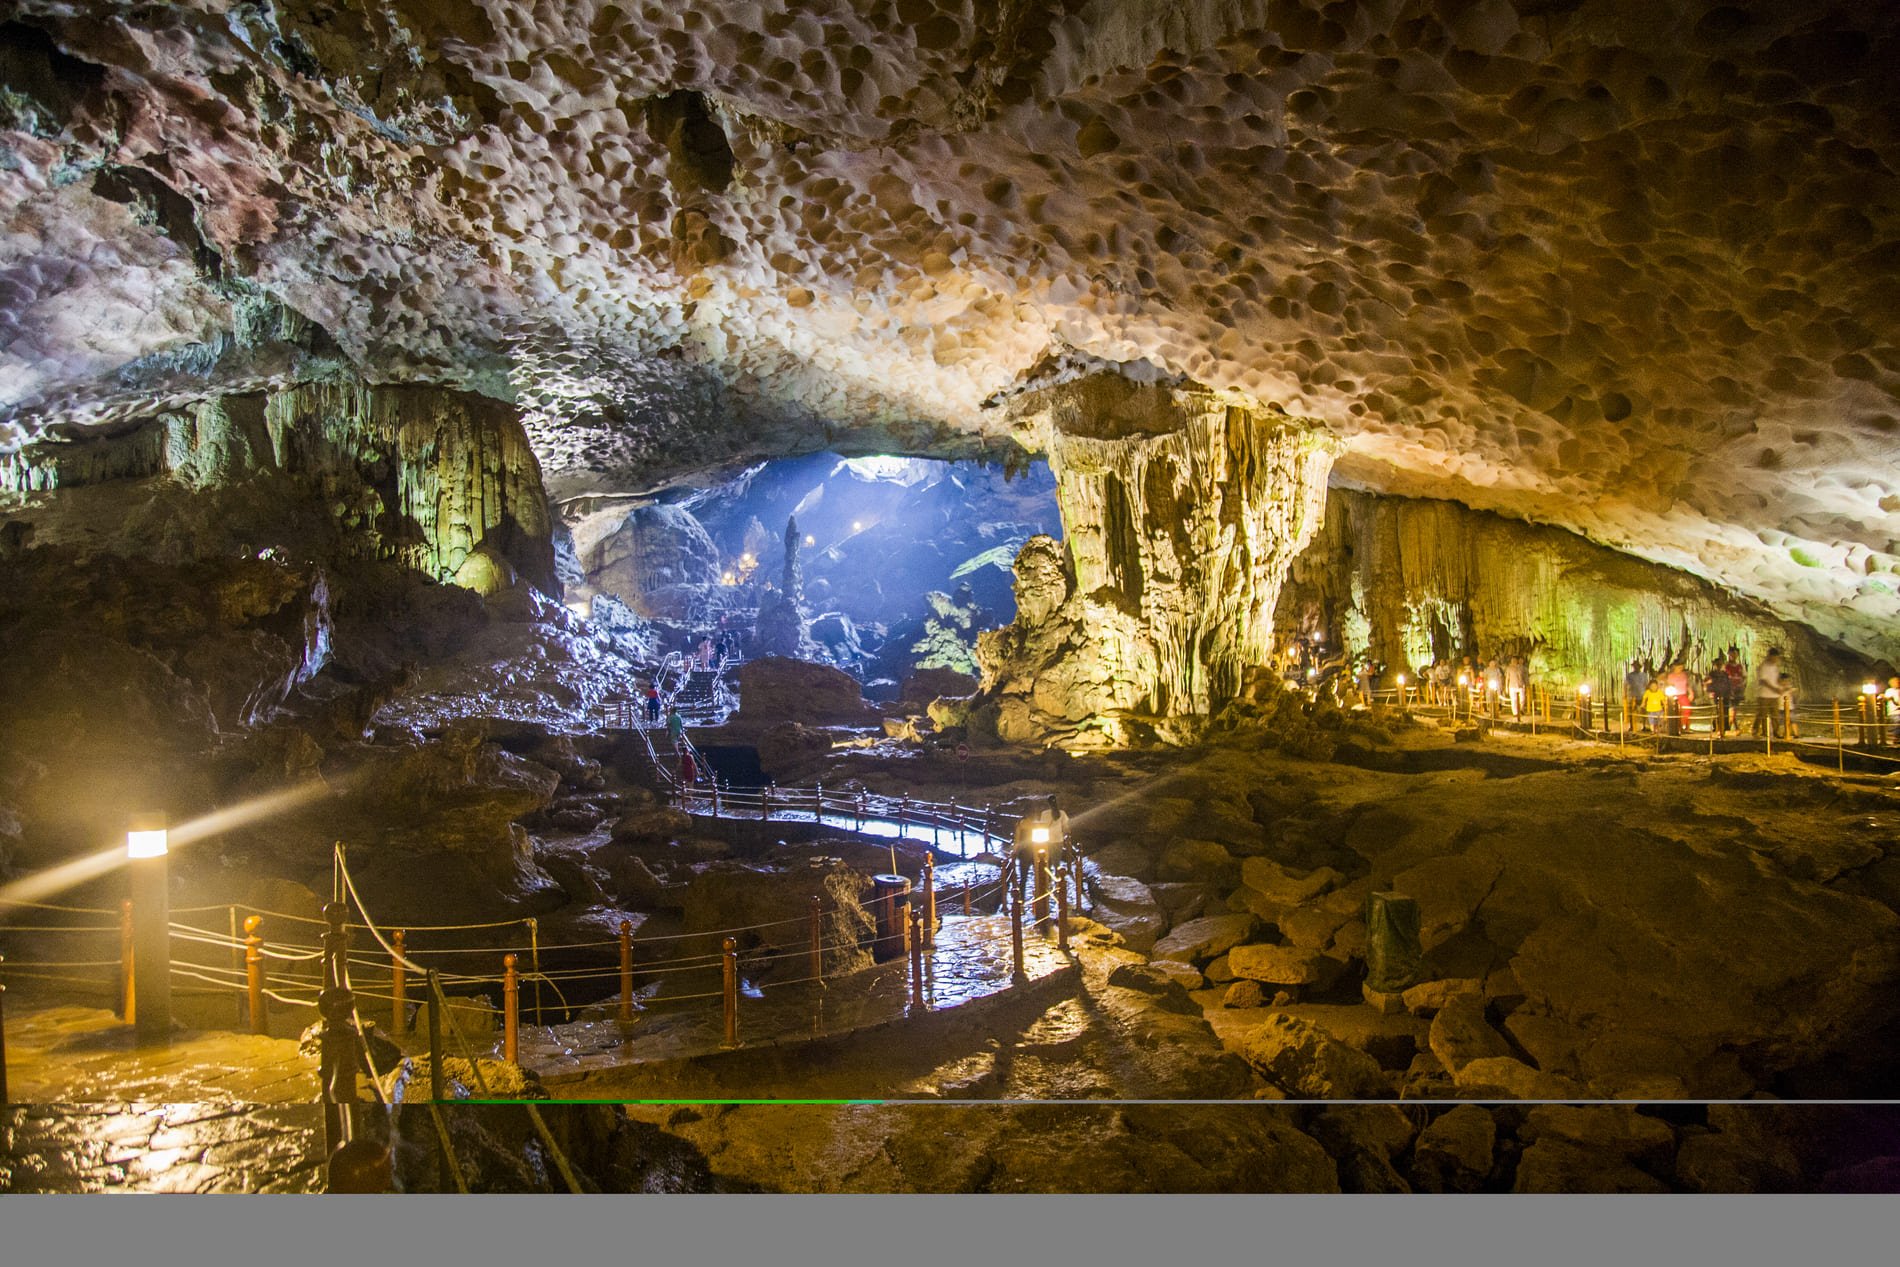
2;378;555;594
575;503;720;622
733;656;877;727
1276;489;1884;698
975;374;1338;748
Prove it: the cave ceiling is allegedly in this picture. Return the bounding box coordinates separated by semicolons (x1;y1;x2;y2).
1;1;1898;657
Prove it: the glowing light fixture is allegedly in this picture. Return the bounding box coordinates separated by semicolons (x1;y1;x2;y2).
1863;682;1880;697
1458;673;1470;686
1396;673;1407;685
804;535;815;546
722;572;736;585
1665;686;1678;698
741;552;755;565
1578;683;1592;697
126;814;169;859
852;520;864;532
1030;826;1050;844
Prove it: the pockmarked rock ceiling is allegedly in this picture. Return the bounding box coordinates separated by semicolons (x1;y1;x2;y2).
1;1;1897;656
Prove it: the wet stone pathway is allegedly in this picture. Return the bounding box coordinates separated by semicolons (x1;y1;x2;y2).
523;913;1073;1082
0;1005;326;1193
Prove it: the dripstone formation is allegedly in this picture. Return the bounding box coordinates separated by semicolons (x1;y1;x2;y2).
976;373;1339;747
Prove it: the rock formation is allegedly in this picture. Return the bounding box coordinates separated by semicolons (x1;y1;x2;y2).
976;371;1339;747
1276;489;1886;696
753;514;810;660
572;502;720;622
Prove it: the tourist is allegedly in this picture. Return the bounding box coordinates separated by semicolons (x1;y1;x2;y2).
679;746;697;786
645;681;661;725
1505;655;1528;718
1705;662;1732;736
1665;661;1694;734
698;636;715;669
1357;659;1377;706
1724;650;1745;723
1883;676;1900;744
1431;658;1452;706
666;704;685;749
1623;659;1649;726
1752;647;1786;738
1641;678;1668;732
1483;657;1503;718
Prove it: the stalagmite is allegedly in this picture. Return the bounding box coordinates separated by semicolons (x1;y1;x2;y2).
975;371;1339;748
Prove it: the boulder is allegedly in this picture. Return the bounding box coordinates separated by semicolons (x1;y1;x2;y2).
1223;980;1267;1009
1151;913;1258;964
755;721;834;780
1106;961;1201;1013
1239;857;1342;907
1391;853;1505;952
1311;1105;1416;1193
1279;905;1351;949
1521;1106;1676;1169
735;657;877;725
679;861;873;978
1227;943;1340;989
1512;1140;1669;1193
1157;838;1238;886
1411;1105;1497;1193
1233;1014;1393;1099
1671;1107;1805;1193
1428;993;1513;1074
1086;873;1168;954
1087;840;1155;880
1452;1056;1586;1101
1403;977;1485;1018
901;667;978;703
611;805;693;842
1204;953;1236;984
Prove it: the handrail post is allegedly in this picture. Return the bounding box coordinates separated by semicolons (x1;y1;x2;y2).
426;971;446;1103
721;937;739;1048
1071;844;1086;914
1836;700;1846;772
857;791;866;830
1010;864;1027;985
909;908;926;1013
1056;863;1071;952
245;915;267;1036
119;899;135;1025
963;880;972;917
618;920;635;1023
808;896;824;985
502;954;519;1064
922;855;936;949
1033;846;1052;930
129;843;170;1048
317;901;358;1158
228;905;243;1028
527;918;542;1027
984;803;994;847
391;929;407;1035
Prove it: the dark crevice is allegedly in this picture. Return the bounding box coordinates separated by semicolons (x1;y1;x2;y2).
646;91;736;197
90;164;224;277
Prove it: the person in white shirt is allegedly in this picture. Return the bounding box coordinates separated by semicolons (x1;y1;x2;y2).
1751;647;1785;738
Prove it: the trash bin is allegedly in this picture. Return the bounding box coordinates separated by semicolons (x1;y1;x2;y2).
871;874;912;961
1364;890;1422;994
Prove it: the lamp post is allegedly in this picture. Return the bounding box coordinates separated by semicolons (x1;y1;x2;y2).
1861;681;1878;747
126;813;171;1048
1577;682;1592;732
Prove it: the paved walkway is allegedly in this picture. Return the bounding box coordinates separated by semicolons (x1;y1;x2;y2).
0;1005;328;1193
523;913;1072;1082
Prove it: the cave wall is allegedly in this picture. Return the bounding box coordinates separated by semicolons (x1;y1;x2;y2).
1275;489;1885;699
1;378;555;593
977;374;1338;747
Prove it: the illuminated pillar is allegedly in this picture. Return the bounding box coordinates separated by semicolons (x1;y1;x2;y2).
125;813;171;1048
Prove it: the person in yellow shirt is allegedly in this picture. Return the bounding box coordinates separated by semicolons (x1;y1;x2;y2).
1641;681;1668;732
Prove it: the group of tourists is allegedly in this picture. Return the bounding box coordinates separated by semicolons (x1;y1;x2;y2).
1623;650;1755;735
1417;653;1537;718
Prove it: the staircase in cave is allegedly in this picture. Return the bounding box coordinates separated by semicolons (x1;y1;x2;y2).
673;668;721;709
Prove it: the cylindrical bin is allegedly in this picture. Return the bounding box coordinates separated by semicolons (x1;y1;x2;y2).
870;874;912;962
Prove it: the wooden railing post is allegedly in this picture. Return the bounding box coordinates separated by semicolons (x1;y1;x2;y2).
1010;863;1027;985
426;971;446;1104
909;908;926;1013
618;920;635;1023
922;855;936;949
1056;863;1071;952
502;954;519;1064
963;880;972;918
1071;844;1086;914
317;901;358;1157
721;937;739;1048
119;899;135;1025
391;929;407;1035
245;915;267;1036
808;896;824;985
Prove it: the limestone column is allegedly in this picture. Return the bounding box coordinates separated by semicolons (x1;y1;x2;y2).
975;372;1339;747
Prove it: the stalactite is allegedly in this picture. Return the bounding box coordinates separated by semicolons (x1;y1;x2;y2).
975;373;1339;748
